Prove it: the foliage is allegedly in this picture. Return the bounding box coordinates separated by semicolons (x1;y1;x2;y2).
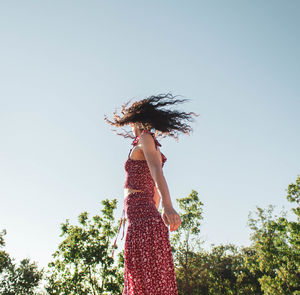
2;176;300;294
0;229;43;295
170;176;300;295
168;190;204;294
167;189;262;295
44;199;124;295
246;175;300;295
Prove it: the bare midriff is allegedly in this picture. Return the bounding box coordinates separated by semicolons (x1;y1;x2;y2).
124;187;144;198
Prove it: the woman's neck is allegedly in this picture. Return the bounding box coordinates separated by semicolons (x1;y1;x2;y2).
135;128;146;137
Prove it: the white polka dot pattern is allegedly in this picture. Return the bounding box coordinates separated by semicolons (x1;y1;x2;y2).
122;192;178;295
120;130;178;294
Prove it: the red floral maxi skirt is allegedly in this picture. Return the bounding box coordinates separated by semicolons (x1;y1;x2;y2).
122;191;178;295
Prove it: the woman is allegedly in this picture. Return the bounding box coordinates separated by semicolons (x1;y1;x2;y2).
104;93;198;295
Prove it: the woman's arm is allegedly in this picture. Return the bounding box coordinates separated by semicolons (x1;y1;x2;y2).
138;132;181;231
153;185;161;209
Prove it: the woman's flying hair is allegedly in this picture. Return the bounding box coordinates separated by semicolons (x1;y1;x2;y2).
104;92;199;141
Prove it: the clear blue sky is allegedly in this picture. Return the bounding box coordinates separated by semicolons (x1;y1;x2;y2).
0;0;299;270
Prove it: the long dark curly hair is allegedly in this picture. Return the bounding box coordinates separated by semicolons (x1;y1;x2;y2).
104;92;199;141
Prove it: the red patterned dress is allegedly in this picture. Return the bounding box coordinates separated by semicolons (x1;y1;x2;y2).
111;130;178;295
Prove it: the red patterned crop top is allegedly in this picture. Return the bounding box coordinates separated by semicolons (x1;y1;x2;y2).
124;130;167;194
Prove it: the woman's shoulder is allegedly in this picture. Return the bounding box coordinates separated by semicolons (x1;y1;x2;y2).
133;130;167;165
138;130;162;149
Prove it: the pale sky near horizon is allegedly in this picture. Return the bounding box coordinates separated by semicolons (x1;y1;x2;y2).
0;0;299;270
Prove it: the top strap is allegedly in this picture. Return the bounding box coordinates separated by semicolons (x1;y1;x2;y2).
110;208;126;259
132;129;161;150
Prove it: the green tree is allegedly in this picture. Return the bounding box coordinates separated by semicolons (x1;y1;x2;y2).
179;243;261;295
246;175;300;294
199;244;262;295
236;246;263;294
169;191;262;295
0;229;43;295
168;190;204;295
45;199;124;295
